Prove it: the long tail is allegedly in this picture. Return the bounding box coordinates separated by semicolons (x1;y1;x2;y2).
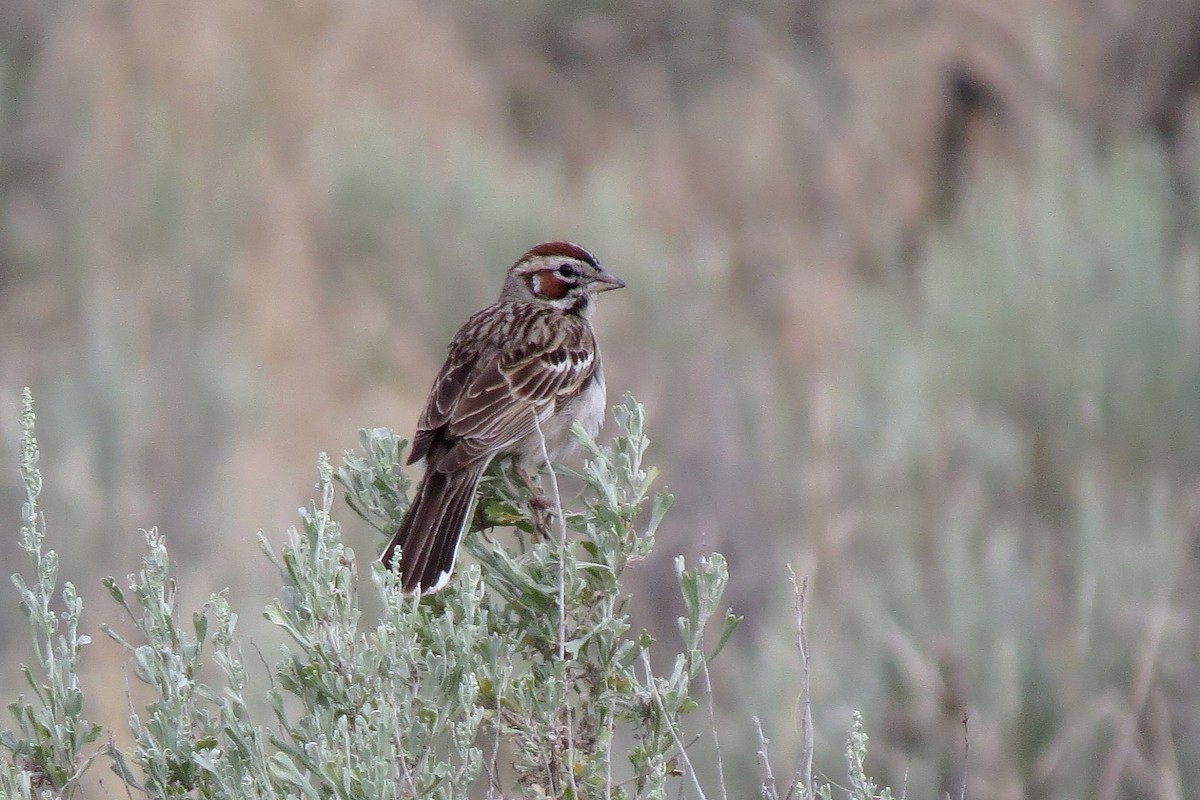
381;459;489;594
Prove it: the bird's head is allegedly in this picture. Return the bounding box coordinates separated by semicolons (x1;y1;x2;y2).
501;241;626;316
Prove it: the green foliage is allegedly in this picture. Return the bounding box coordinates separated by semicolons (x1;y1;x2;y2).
102;531;272;798
0;392;778;797
332;396;737;798
2;389;902;798
842;713;894;800
0;388;103;797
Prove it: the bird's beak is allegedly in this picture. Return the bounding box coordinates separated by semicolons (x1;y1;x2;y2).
592;268;627;292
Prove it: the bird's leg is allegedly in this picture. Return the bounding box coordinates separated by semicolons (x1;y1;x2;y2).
511;461;550;508
473;502;497;544
513;462;555;538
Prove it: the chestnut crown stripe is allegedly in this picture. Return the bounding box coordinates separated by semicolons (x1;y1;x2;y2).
520;241;599;268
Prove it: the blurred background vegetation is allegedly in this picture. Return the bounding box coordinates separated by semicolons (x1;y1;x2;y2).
1;0;1198;797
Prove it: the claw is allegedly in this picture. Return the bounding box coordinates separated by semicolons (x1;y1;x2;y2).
513;463;559;539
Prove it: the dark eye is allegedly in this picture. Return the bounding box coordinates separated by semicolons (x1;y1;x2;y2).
556;264;579;280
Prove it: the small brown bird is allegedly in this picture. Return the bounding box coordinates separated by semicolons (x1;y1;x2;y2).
382;242;626;593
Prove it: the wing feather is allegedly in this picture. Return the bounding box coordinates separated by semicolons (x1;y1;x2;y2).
410;304;598;473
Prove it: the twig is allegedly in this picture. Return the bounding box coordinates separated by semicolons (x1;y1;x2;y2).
642;651;709;800
532;415;579;800
1098;602;1171;800
1146;685;1184;800
960;713;969;800
605;704;615;799
754;716;778;800
393;702;420;798
485;691;503;799
111;733;136;800
786;567;814;800
250;640;276;691
532;416;568;663
63;746;107;798
701;655;729;800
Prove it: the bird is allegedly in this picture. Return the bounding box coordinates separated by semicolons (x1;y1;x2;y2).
381;241;626;594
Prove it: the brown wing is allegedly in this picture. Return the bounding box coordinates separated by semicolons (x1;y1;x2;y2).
409;303;598;472
408;352;474;465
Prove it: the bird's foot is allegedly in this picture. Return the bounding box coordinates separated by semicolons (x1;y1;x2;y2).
528;492;557;539
512;464;558;538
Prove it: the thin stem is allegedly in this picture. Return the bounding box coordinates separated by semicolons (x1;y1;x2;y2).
787;568;814;800
485;695;503;800
959;714;969;800
532;416;568;662
604;706;615;799
754;716;778;800
111;733;137;800
701;655;729;800
1098;601;1171;800
641;651;708;800
532;415;579;800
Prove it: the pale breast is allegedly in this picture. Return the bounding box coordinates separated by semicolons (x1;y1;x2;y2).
572;368;607;440
514;365;607;467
